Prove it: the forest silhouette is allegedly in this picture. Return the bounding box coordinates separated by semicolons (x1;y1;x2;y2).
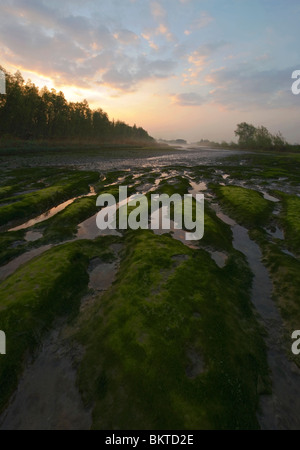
0;67;153;144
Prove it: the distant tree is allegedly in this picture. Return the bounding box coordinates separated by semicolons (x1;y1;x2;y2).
272;131;287;151
235;122;257;148
235;122;289;152
93;109;111;139
254;126;273;150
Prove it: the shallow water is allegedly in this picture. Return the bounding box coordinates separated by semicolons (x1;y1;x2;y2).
80;245;122;312
217;209;300;430
0;245;52;282
267;227;285;240
77;213;122;240
209;250;228;268
77;147;241;172
0;326;91;430
25;231;43;242
189;181;208;195
88;261;118;292
262;192;280;203
9;186;96;232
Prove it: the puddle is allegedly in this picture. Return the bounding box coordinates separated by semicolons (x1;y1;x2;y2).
170;228;198;250
0;326;91;430
215;209;237;227
77;214;121;240
266;227;284;240
132;173;143;180
189;181;207;196
136;183;156;193
88;261;117;292
9;186;96;232
282;249;298;260
222;174;230;180
184;171;193;180
106;176;127;187
80;261;119;312
25;231;43;242
209;251;228;268
262;192;280;203
80;244;122;312
217;208;300;430
134;175;162;194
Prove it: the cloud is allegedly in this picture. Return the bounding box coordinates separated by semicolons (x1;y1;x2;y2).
113;29;139;45
142;33;159;50
150;1;166;20
100;57;177;91
171;92;205;106
184;11;214;35
183;41;228;85
206;64;300;110
0;0;177;92
155;23;174;41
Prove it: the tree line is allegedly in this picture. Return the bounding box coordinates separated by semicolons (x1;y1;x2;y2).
0;67;153;143
198;123;299;152
234;122;289;151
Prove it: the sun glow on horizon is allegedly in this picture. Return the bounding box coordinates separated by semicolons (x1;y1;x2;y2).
1;0;300;142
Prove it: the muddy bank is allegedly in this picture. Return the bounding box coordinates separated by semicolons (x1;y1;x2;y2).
0;325;91;430
0;244;122;430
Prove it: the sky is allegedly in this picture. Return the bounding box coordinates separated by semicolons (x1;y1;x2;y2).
0;0;300;143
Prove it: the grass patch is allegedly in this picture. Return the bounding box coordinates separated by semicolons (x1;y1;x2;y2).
72;230;269;430
0;230;27;266
212;185;274;228
157;176;191;197
201;203;233;251
35;196;98;243
274;192;300;255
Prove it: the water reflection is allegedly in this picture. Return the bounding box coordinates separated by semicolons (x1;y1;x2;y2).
217;207;300;430
9;186;96;232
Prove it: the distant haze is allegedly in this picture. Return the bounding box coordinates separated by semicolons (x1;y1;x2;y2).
1;0;300;143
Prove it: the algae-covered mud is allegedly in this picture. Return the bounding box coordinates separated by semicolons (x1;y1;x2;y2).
0;146;299;430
